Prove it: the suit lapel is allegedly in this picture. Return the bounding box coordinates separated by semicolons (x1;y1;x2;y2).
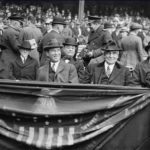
95;62;105;84
55;60;65;75
109;63;122;82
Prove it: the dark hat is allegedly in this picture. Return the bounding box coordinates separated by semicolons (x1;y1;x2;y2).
88;15;101;24
130;23;142;31
88;15;101;20
102;41;122;51
18;40;34;51
44;39;63;51
63;37;77;46
52;17;66;25
145;42;150;52
8;14;24;21
120;27;129;33
104;22;114;29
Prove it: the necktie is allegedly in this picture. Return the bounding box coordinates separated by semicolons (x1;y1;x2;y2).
51;63;56;72
106;65;111;78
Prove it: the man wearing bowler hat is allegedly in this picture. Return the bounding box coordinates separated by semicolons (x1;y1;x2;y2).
62;37;86;83
37;38;79;83
84;41;131;85
129;41;150;87
38;16;66;66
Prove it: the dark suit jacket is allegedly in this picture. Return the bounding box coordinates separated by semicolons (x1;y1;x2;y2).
120;33;145;69
129;58;150;87
85;61;131;86
9;56;39;80
37;60;79;83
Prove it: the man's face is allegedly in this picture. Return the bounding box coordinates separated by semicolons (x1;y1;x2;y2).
58;24;64;33
46;48;61;62
104;50;119;65
63;45;76;57
19;49;30;58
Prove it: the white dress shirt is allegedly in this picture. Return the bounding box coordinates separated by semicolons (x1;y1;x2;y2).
104;62;115;75
51;61;60;72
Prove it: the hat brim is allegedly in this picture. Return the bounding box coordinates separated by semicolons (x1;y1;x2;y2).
52;22;66;25
18;46;33;51
101;48;122;51
63;43;78;46
44;45;63;51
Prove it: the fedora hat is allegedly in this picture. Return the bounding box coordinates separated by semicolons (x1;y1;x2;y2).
104;22;114;29
18;40;34;51
52;17;66;25
44;39;63;51
63;37;77;46
145;42;150;52
102;41;122;51
130;23;142;31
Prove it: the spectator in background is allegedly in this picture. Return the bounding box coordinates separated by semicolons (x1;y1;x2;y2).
120;22;146;71
9;40;39;80
18;15;43;64
2;14;23;69
62;20;73;38
129;41;150;87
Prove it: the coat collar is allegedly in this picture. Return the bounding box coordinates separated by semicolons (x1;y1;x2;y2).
15;56;33;67
95;61;122;83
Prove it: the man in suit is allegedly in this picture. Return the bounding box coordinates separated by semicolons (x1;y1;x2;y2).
129;41;150;87
9;40;39;80
38;17;66;66
37;39;79;83
83;17;114;65
120;22;146;71
84;41;131;86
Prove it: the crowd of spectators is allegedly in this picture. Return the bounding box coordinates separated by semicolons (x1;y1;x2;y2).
0;1;149;87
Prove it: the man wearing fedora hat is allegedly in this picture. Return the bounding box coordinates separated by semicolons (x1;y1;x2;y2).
62;37;86;83
129;41;150;87
37;38;78;83
120;22;146;71
9;40;39;80
84;41;131;85
38;16;66;66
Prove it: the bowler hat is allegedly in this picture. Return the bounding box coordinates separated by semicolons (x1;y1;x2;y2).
88;15;101;20
52;17;66;25
63;38;77;46
104;22;114;29
145;42;150;52
130;23;142;31
88;15;101;24
102;41;122;51
44;39;63;51
18;40;34;51
120;27;129;33
8;14;24;21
